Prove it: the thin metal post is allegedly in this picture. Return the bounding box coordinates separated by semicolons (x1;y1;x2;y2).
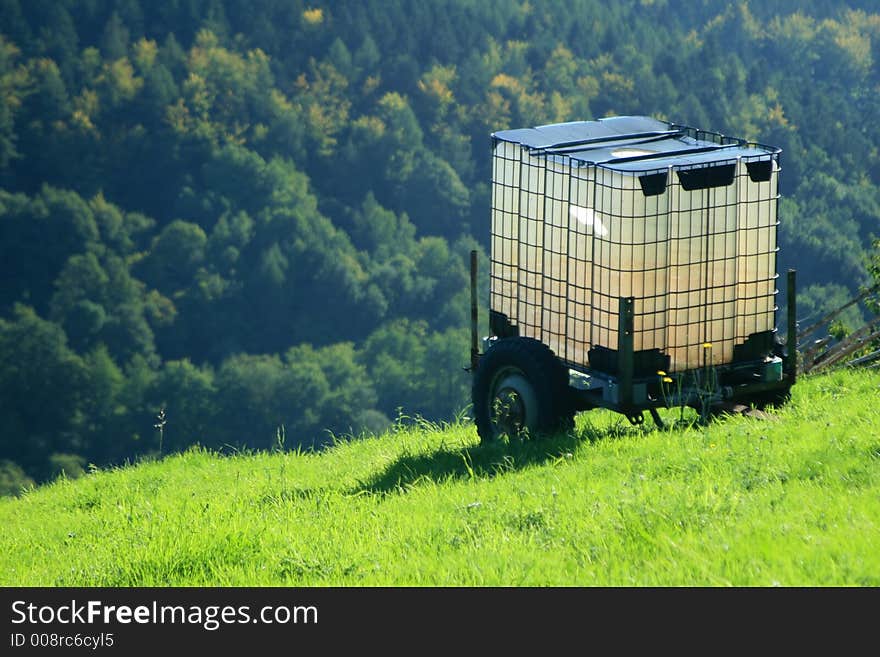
786;269;797;382
470;249;479;371
618;297;635;409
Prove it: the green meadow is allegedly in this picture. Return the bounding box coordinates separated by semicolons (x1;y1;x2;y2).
2;368;878;586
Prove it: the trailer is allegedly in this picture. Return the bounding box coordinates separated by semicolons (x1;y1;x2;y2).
470;115;796;442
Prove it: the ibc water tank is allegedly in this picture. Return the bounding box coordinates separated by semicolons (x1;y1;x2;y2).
490;116;780;373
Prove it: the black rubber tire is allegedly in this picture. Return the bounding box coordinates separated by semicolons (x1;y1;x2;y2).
472;337;574;443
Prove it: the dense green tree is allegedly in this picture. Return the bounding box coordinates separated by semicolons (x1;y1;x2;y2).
146;358;217;453
358;319;470;422
0;36;28;170
0;187;99;312
78;344;127;458
101;12;130;61
213;352;326;450
50;250;158;362
0;305;87;476
135;219;207;294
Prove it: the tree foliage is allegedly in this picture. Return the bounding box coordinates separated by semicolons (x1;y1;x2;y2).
1;0;878;487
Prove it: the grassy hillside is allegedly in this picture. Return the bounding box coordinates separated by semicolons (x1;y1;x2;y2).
2;368;879;587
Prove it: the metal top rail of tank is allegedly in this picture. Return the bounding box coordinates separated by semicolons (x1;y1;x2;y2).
492;116;781;167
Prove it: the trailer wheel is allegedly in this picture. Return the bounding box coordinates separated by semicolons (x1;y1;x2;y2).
472;337;573;444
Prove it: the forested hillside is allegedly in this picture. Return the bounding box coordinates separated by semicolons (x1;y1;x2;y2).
2;0;879;491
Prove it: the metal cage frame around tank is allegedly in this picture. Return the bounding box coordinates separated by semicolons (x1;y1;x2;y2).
479;117;796;420
490;118;781;369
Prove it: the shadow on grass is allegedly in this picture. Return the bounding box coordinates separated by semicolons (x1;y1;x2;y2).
351;419;638;496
